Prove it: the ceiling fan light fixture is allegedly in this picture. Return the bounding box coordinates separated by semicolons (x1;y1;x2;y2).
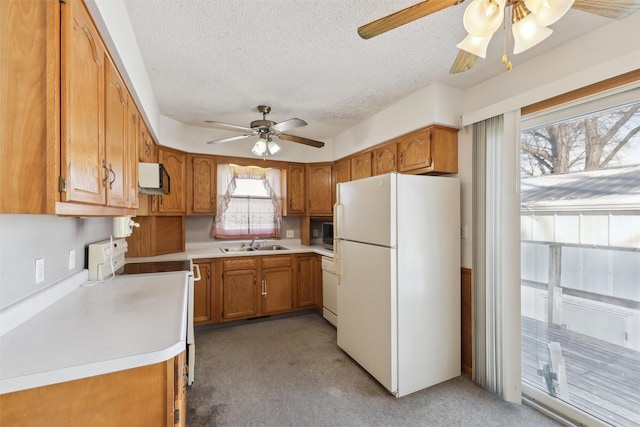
456;33;493;58
463;0;506;37
524;0;575;26
267;139;281;155
512;13;553;54
251;137;268;156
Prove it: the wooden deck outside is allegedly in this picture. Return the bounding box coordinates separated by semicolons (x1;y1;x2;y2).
522;316;640;427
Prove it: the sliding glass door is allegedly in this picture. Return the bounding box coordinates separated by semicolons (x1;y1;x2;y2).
520;89;640;426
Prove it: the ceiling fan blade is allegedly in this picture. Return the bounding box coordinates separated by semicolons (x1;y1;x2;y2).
572;0;640;19
206;134;254;145
449;50;478;74
278;133;325;148
357;0;464;39
204;120;255;133
270;118;307;133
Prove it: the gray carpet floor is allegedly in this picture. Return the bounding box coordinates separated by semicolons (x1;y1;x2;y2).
187;312;560;426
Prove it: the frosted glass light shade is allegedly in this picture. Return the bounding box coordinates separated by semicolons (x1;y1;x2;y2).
512;14;553;54
456;33;493;58
251;138;268;156
267;140;280;155
524;0;575;26
463;0;506;37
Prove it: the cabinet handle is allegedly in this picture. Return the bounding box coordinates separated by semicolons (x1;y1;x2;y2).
261;277;267;297
108;164;116;190
101;160;109;188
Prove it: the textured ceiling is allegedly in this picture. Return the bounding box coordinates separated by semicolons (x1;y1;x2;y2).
124;0;611;143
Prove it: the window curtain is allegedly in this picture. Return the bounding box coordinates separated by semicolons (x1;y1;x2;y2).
472;112;522;403
211;164;282;238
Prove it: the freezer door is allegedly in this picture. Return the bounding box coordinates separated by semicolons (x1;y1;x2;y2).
337;239;397;395
336;173;396;247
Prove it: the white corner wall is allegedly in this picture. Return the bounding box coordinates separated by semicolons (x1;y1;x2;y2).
332;83;463;159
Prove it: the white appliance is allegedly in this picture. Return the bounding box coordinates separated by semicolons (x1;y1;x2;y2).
87;239;196;385
321;256;338;327
335;173;460;398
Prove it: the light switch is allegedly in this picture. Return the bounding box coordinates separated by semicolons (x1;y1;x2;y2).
286;230;294;238
35;258;45;284
68;250;76;270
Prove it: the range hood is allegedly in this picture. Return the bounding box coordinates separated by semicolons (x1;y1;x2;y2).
138;163;170;195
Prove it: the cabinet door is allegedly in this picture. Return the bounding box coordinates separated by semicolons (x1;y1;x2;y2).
286;164;306;215
158;148;186;214
126;95;139;208
61;0;106;205
190;155;216;214
350;152;372;181
262;267;292;314
398;128;431;173
307;163;333;216
222;269;257;320
104;58;128;208
296;255;315;308
193;262;212;325
139;119;156;163
373;142;398;175
333;158;351;206
313;256;323;311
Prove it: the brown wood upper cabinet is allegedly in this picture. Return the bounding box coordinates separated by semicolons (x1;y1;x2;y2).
397;125;458;174
158;147;187;214
188;155;216;215
0;0;137;216
61;2;137;209
285;164;306;215
306;163;333;216
351;151;372;181
373;142;398;176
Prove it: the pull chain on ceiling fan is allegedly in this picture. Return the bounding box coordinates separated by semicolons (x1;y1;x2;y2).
357;0;640;74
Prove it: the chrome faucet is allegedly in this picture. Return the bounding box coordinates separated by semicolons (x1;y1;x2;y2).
249;237;261;249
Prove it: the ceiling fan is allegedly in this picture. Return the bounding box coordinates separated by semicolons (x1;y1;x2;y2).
357;0;640;74
205;105;325;152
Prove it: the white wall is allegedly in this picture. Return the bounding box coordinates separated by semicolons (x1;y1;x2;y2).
0;216;112;309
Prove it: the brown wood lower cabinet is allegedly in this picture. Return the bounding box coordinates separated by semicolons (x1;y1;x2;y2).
192;254;323;325
222;257;259;321
0;351;186;427
260;256;293;314
193;260;212;325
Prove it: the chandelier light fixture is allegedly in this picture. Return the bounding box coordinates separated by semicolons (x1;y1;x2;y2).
456;0;575;69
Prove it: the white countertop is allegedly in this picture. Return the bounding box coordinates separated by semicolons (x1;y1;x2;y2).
0;271;189;394
126;239;334;263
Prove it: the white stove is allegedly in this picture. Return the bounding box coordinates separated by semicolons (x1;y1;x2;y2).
87;238;196;385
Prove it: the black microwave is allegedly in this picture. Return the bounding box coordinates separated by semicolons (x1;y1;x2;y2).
321;222;334;250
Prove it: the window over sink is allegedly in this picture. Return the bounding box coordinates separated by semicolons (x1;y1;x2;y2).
212;164;282;239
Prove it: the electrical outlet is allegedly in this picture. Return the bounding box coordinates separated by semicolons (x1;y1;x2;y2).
312;229;319;237
460;225;468;240
35;258;45;284
286;230;294;238
68;250;76;270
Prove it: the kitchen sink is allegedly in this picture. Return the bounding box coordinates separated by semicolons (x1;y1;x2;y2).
254;245;289;251
220;247;256;253
219;244;289;253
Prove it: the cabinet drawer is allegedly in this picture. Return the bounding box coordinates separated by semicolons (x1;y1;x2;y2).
261;255;292;269
223;257;257;271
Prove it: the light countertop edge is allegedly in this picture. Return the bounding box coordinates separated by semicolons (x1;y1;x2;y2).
0;272;189;395
126;240;334;263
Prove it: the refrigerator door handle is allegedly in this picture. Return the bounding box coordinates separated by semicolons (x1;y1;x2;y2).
333;201;341;279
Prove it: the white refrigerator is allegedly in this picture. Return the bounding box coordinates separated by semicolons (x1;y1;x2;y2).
335;173;460;398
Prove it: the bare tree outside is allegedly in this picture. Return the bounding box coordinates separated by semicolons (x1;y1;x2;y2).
521;100;640;177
